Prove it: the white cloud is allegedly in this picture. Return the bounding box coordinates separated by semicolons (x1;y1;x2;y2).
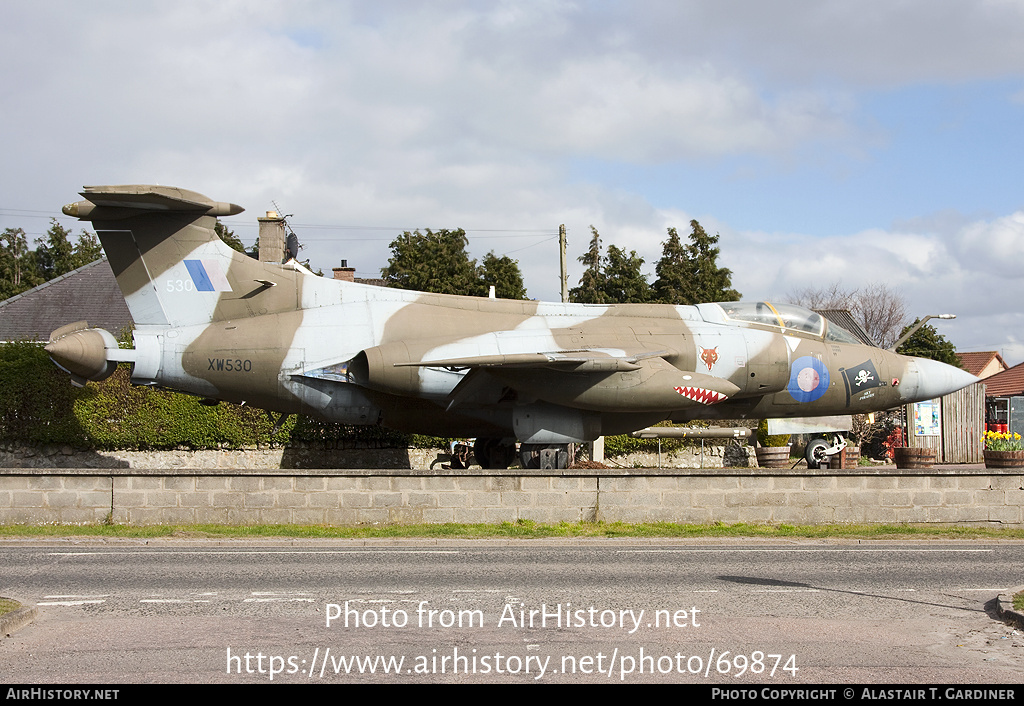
4;1;1024;366
574;0;1024;87
717;211;1024;364
957;213;1024;279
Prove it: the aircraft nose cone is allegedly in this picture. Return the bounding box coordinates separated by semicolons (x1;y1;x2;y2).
902;357;979;401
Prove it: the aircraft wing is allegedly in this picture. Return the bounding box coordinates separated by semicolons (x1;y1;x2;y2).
62;185;243;218
398;351;740;412
394;349;671;373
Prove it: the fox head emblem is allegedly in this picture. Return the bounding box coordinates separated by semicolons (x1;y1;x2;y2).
699;346;719;371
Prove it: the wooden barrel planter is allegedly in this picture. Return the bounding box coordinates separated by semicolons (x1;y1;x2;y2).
828;446;861;469
893;447;936;469
983;450;1024;468
755;446;791;469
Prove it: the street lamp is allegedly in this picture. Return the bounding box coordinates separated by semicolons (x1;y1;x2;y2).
889;314;956;352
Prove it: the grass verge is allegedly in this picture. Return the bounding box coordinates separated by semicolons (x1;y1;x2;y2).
0;598;21;618
1015;591;1024;612
1;521;1024;540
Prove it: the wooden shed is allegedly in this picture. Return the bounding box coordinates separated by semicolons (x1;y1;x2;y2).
904;382;985;463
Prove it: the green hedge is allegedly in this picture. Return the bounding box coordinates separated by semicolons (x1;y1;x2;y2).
1;342;744;453
0;340;85;445
0;341;413;450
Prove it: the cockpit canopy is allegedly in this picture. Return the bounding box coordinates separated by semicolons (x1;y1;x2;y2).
706;301;866;345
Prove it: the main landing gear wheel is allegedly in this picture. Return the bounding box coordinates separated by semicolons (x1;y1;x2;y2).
805;437;830;468
473;438;517;469
518;443;571;469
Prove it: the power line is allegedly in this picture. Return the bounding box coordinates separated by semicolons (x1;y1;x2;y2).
0;209;556;238
500;236;559;254
289;222;551;233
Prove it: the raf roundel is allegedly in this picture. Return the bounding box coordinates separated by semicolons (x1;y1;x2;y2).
787;356;830;403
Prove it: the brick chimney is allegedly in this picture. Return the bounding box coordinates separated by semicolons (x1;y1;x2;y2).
258;211;286;263
332;259;356;282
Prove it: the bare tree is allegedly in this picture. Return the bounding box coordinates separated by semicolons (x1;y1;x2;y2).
786;282;907;348
855;283;907;349
786;281;856;311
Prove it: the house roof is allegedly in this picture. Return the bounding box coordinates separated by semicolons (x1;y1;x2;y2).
980;361;1024;398
355;277;388;287
957;351;1009;378
0;259;133;342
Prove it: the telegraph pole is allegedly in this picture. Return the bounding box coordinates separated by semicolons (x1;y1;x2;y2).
559;223;601;461
559;224;568;303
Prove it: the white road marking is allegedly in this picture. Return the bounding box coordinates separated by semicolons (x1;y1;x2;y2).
47;550;461;556
43;594;110;598
616;548;995;553
245;591;315;603
37;600;105;606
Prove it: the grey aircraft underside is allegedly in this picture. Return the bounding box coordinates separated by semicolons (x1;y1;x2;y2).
46;185;978;469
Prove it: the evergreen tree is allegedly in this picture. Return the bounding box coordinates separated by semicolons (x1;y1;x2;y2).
33;220;103;282
34;220;76;281
653;220;740;304
478;251;528;300
72;229;102;267
603;245;650;303
685;220;740;303
652;226;688;304
895;320;963;368
215;221;248;255
381;228;486;296
569;226;608;304
0;228;41;300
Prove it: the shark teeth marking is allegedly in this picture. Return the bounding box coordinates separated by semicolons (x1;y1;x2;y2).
673;386;727;404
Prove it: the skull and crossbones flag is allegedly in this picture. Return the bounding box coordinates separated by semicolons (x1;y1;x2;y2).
840;359;883;406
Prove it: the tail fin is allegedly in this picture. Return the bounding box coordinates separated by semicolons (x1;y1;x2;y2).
63;185;283;328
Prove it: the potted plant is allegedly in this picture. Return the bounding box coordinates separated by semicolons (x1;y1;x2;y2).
893;446;936;468
754;420;791;469
982;430;1024;468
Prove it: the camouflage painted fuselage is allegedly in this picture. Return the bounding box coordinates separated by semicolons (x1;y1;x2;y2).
47;186;978;445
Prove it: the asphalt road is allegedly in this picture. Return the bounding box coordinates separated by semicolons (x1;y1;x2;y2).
0;539;1021;684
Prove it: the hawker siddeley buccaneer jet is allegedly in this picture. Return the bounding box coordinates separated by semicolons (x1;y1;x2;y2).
47;185;978;469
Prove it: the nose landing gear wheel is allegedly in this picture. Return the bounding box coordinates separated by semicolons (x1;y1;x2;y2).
805;437;830;468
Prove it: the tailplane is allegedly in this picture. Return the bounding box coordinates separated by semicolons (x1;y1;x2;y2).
63;185;279;328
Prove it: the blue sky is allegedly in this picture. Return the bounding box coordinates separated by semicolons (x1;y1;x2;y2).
576;80;1024;236
4;1;1024;363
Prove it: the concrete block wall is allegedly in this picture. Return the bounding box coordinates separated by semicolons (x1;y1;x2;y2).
0;473;113;524
591;473;1024;524
1;468;1022;526
108;474;599;525
0;443;754;470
